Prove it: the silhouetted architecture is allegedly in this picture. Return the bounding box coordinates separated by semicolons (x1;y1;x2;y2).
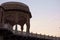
0;2;32;33
0;2;60;40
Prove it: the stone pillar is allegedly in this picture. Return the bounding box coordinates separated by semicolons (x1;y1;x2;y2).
26;15;30;33
0;6;5;28
15;12;18;32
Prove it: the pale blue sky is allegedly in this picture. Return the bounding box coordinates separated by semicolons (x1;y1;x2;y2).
0;0;60;37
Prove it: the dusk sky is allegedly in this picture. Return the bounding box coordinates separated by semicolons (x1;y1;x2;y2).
0;0;60;37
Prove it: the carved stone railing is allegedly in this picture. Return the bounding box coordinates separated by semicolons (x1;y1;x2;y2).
13;30;60;40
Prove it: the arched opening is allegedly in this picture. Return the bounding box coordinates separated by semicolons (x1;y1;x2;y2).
24;24;26;32
17;24;21;31
13;24;26;32
13;24;21;31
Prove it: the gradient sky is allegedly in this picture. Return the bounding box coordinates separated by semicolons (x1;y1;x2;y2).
0;0;60;37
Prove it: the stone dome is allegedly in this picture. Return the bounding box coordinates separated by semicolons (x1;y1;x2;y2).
1;2;29;11
1;2;32;18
